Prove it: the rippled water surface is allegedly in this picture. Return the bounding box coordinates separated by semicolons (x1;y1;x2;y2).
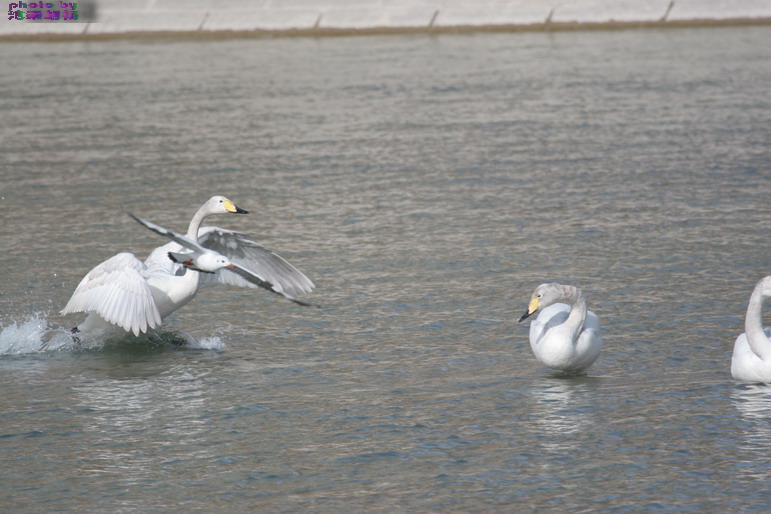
1;27;771;511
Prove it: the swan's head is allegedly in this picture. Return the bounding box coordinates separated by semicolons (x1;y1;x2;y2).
518;283;580;322
205;195;249;216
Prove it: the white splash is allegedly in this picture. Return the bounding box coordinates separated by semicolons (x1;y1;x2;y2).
0;314;76;355
188;336;226;351
157;328;226;351
0;314;226;355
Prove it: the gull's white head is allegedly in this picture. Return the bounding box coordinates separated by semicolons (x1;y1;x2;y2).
197;252;235;273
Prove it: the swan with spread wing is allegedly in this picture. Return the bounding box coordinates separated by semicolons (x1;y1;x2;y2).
61;196;315;337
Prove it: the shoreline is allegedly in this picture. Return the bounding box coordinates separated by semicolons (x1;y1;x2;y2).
2;17;770;43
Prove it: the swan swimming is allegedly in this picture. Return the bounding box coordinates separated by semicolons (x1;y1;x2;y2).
731;276;771;383
61;196;315;337
518;283;603;373
128;213;317;308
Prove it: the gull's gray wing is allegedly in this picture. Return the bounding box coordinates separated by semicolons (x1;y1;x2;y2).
197;226;315;299
129;213;206;255
226;262;318;307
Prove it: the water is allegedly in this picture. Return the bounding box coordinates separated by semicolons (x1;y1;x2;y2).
1;27;771;511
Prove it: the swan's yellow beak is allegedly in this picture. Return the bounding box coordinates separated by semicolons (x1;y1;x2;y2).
223;199;249;214
518;297;539;323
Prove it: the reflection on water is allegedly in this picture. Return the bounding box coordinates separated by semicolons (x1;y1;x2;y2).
529;377;597;455
730;385;771;484
71;366;211;478
731;385;771;448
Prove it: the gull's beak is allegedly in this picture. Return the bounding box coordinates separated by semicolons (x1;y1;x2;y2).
224;199;249;214
518;297;539;323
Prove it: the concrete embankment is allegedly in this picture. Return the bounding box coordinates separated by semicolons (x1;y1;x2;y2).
2;0;770;40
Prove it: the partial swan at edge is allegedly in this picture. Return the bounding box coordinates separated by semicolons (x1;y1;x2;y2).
731;276;771;383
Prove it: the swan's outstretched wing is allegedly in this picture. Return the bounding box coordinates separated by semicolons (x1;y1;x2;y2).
144;241;185;276
197;226;315;299
60;252;162;336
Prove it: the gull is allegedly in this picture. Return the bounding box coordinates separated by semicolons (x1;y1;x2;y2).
129;213;317;308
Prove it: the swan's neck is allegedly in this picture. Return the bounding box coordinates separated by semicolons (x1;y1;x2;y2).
746;287;771;360
186;205;209;239
562;286;587;341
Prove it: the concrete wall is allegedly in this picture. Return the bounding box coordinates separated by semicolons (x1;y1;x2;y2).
2;0;770;38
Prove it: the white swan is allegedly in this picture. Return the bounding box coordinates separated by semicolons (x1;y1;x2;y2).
731;276;771;383
61;196;315;337
518;283;603;373
128;213;317;307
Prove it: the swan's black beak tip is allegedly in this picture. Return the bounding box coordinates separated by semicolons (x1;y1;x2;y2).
518;311;532;323
235;206;249;214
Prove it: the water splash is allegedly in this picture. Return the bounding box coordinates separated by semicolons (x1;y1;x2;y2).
0;314;225;356
187;335;226;351
0;314;76;355
137;327;226;351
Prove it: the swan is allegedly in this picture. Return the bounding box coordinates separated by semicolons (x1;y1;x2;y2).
518;283;603;373
61;196;315;337
128;213;317;307
731;276;771;383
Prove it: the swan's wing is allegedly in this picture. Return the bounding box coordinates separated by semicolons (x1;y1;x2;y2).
226;263;319;307
144;241;186;275
530;303;570;349
585;309;601;332
197;226;315;299
129;213;207;255
574;314;603;370
60;252;162;336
